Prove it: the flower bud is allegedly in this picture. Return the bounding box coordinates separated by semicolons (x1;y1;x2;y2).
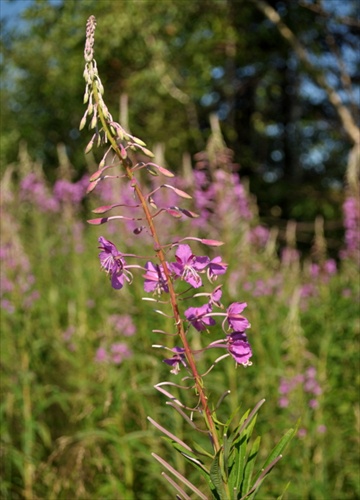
79;114;87;131
85;139;94;154
90;114;97;129
132;136;146;147
142;147;155;158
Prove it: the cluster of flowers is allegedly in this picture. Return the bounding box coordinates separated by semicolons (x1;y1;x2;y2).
278;366;323;410
278;366;326;436
340;195;360;262
0;242;40;313
95;314;135;364
19;172;88;213
98;236;253;371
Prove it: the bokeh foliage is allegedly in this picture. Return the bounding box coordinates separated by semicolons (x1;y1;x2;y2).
1;0;358;223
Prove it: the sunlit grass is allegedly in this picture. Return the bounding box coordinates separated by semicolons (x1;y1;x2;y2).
1;154;359;499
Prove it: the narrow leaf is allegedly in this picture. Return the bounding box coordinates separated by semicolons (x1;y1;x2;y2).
210;451;227;499
242;436;261;494
255;427;295;480
240;454;283;500
152;453;208;500
161;472;191;500
147;416;193;453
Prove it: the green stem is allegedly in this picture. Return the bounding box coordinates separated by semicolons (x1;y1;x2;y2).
21;348;34;500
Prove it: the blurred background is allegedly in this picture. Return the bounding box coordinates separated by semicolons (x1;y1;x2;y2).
0;0;359;499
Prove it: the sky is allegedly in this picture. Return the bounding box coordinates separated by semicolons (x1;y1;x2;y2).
0;0;62;28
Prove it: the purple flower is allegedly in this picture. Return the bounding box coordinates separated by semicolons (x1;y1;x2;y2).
227;331;252;366
207;256;227;281
185;303;216;331
170;244;209;288
278;397;289;408
309;398;319;409
108;314;136;336
208;285;223;307
53;176;88;205
98;236;132;290
143;261;169;294
111;342;132;364
95;347;108;363
324;259;337;276
163;347;187;374
226;302;250;331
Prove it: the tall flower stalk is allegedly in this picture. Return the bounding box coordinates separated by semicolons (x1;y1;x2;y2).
80;15;294;498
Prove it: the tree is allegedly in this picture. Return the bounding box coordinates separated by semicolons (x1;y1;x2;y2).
1;0;358;228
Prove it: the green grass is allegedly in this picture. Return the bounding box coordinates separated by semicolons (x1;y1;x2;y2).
0;161;359;499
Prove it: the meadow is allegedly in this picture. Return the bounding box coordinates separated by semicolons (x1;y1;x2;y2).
0;135;359;500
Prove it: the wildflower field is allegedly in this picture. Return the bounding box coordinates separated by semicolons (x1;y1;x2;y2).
1;137;359;499
1;4;360;499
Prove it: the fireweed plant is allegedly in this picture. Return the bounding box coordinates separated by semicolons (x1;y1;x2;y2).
80;16;294;499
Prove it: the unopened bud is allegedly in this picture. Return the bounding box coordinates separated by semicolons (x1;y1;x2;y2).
79;114;87;131
85;139;94;154
132;136;146;147
119;144;127;159
141;147;155;158
146;165;158;176
96;81;104;95
90;114;97;129
116;127;124;141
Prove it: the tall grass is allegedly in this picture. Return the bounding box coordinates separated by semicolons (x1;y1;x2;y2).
1;137;359;499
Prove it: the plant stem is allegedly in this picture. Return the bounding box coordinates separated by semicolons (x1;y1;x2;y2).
93;83;221;453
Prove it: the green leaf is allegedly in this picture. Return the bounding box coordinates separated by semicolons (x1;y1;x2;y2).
254;427;295;481
242;435;261;494
152;453;208;500
210;450;227;500
276;481;291;500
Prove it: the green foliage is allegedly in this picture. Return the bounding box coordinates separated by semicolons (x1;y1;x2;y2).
1;146;359;498
1;0;358;224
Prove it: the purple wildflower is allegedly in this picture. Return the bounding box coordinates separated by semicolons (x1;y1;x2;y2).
108;314;136;336
227;331;252;366
207;256;228;282
185;303;216;332
53;176;88;205
278;397;289;408
95;347;108;363
143;261;169;294
111;342;132;364
226;302;250;331
163;347;187;375
341;196;360;260
98;236;132;290
170;244;209;288
20;173;60;213
208;285;223;307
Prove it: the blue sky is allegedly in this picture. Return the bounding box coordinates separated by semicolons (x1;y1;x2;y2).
0;0;62;28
